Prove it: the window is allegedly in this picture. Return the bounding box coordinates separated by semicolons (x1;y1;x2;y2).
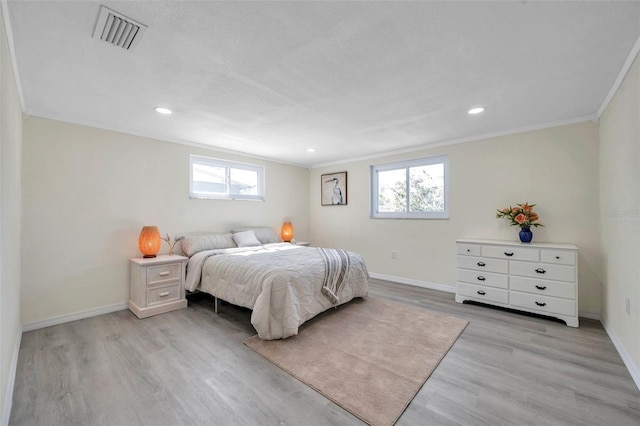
190;155;264;201
370;155;448;219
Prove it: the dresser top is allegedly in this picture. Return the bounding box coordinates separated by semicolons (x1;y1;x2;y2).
457;238;578;250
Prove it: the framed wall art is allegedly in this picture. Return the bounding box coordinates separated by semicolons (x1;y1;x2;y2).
321;171;347;206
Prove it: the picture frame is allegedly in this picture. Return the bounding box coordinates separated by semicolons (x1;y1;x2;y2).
321;171;347;206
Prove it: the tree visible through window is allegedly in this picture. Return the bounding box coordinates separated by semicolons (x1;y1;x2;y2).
371;156;448;219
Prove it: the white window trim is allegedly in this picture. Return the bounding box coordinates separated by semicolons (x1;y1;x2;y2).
189;155;265;201
370;155;449;219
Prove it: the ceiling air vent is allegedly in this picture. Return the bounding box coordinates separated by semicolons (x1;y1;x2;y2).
92;5;147;50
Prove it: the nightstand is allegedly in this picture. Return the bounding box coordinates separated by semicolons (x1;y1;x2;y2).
128;255;188;319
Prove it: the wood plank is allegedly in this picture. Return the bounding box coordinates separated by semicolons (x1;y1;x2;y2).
9;279;640;425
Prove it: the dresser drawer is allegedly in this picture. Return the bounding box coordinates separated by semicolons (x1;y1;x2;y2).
147;263;182;285
540;249;576;266
510;291;576;317
510;276;576;299
457;243;481;256
147;283;181;306
482;245;539;262
458;282;508;304
458;256;508;273
509;261;576;283
457;269;508;289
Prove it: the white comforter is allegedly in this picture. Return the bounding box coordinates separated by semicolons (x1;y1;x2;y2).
185;243;369;339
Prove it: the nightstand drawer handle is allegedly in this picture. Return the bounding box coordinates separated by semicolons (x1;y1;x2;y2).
477;290;486;296
159;291;170;297
535;268;546;274
477;262;486;267
477;276;486;281
504;252;514;257
159;271;171;276
535;301;546;307
535;285;547;290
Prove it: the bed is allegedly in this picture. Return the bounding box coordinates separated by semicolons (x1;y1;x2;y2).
182;228;369;340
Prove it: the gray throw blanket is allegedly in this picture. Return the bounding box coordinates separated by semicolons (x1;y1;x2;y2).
318;247;351;304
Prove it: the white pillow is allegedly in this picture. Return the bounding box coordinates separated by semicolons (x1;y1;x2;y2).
232;227;279;244
232;230;262;247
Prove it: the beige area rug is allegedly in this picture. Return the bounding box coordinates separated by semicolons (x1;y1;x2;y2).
244;297;469;426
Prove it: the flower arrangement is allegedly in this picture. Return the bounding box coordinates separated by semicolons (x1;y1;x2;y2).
496;202;543;228
161;234;184;256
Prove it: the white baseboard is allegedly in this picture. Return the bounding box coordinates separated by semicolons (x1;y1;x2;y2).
600;318;640;392
2;330;22;426
368;272;456;294
22;302;128;332
579;311;601;321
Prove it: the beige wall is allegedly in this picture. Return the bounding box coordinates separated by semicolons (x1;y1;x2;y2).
21;117;309;325
599;54;640;375
310;121;602;317
0;3;23;422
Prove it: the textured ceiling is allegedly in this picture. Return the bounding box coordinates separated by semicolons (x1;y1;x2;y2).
6;1;640;167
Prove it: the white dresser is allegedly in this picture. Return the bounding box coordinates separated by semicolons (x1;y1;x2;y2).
455;239;579;327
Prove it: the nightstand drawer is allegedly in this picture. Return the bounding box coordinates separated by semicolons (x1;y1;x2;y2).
147;283;181;306
147;263;181;285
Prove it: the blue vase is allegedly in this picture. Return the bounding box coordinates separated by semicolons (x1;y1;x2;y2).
519;227;533;243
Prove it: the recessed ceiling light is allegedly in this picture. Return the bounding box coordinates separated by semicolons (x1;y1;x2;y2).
154;107;172;115
306;148;316;153
468;107;485;115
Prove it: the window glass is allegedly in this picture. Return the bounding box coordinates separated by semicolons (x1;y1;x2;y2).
190;155;264;201
371;155;448;219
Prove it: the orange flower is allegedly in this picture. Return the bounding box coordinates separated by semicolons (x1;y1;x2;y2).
515;213;527;224
497;202;543;227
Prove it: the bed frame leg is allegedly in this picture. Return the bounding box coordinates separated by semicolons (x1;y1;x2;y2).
214;297;218;314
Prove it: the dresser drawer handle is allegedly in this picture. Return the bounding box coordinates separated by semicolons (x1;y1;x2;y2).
159;291;170;297
477;262;486;267
535;268;546;274
477;276;486;281
477;290;486;296
535;301;546;307
535;285;547;290
504;252;514;257
555;256;560;259
159;271;171;277
467;249;471;252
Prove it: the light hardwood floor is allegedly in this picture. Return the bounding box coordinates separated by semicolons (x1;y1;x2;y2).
10;279;640;426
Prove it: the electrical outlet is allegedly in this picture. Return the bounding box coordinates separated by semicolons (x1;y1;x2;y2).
626;298;631;315
391;250;397;259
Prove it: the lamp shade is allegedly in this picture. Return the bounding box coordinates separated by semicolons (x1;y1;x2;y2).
281;222;294;242
138;226;161;258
